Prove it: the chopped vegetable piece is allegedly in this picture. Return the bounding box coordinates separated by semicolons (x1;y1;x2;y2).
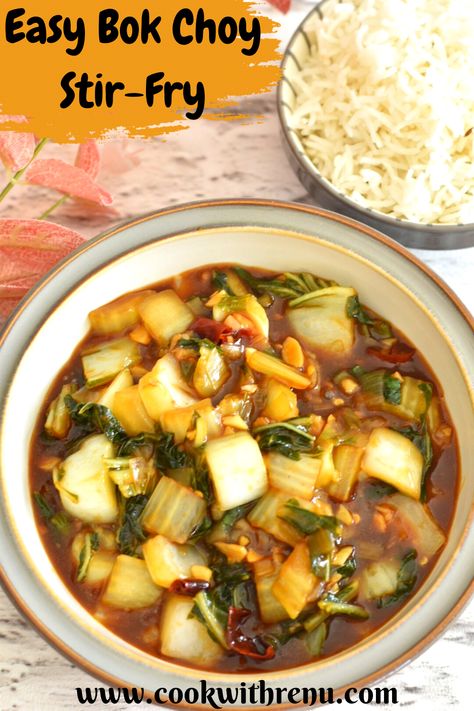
162;594;223;664
192;590;227;649
45;383;77;438
304;581;360;632
78;549;116;586
190;453;213;502
142;476;207;543
66;395;128;444
161;399;221;444
212;270;234;294
213;293;269;338
138;290;194;345
426;395;442;435
82;337;141;388
193;343;230;397
383;376;402;405
253;419;315;460
399;378;432;420
356;369;433;422
191;565;213;582
33;492;71;535
272;542;318;619
214;542;248;563
117;494;148;555
346;296;392;341
266;451;319;500
365;480;398;500
361;427;423;500
213;268;249;296
143;534;206;587
191;560;251;648
262;379;299;422
246;348;311;389
288;287;356;354
139;353;199;421
308;529;335;581
305;622;327;657
106;456;156;498
388;494;445;558
189;515;213;541
53;434;118;523
88;291;155;336
186;296;209;317
377;550;418;608
355;368;393;410
207;503;253;543
76;531;100;582
279;499;342;536
336;550;357;580
234;268;334;299
112;385;155;436
327;444;364;502
318;595;369;619
205;432;268;511
360;559;399;601
248;490;307;546
102;555;162;609
346;295;374;325
254;566;289;624
153;431;192;470
98;369;133;410
397;423;433;502
129;323;151;345
315;442;338;488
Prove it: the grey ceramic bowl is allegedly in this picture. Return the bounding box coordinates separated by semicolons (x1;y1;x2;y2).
278;1;474;250
0;200;473;704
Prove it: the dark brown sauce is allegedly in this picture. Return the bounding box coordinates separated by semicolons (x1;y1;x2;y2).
29;264;459;672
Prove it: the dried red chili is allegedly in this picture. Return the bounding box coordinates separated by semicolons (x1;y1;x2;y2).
367;342;416;363
192;317;253;344
169;579;210;596
191;318;233;343
226;607;275;660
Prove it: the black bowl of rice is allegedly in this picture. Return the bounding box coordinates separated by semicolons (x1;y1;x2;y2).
278;0;474;249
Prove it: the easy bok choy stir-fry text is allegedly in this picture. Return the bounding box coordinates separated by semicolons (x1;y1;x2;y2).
31;265;457;671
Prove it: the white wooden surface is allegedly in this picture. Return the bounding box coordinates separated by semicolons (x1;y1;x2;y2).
0;2;473;708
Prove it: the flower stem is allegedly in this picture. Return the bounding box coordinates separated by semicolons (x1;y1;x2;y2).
0;137;49;204
38;194;69;220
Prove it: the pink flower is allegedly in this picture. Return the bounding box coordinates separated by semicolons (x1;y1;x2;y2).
0;114;36;173
75;140;101;180
26;158;112;206
0;218;84;320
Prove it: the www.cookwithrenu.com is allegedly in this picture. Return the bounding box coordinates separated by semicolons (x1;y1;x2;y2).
75;681;398;706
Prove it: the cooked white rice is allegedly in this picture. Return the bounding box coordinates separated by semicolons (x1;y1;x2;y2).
289;0;474;224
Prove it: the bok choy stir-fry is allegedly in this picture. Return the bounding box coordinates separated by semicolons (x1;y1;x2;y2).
31;264;457;671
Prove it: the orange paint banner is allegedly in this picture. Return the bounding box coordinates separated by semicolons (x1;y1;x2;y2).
0;0;280;142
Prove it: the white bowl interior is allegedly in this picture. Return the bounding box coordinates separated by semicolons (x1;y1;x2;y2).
1;209;473;698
